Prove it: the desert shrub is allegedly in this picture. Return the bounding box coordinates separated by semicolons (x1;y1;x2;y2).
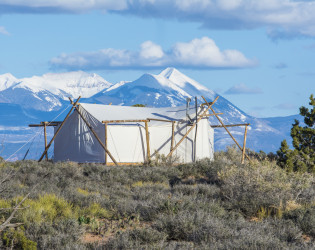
154;210;305;249
217;162;313;216
214;145;243;165
104;227;167;249
154;210;233;243
172;183;221;200
11;194;76;225
25;219;85;250
1;157;315;249
284;206;315;237
1;227;37;250
175;158;223;184
80;203;112;219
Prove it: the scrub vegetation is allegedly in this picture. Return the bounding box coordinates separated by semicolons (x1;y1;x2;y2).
0;146;315;249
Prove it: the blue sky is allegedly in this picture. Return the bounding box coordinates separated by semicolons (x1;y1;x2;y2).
0;0;314;117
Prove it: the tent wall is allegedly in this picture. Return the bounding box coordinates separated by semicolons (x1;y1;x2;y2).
54;104;214;163
54;107;105;163
148;119;214;163
105;125;147;163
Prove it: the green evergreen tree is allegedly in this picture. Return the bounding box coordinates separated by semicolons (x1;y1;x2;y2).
277;139;291;169
277;94;315;173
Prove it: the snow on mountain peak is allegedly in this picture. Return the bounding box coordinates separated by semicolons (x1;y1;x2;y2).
159;67;215;98
14;71;112;99
0;73;18;91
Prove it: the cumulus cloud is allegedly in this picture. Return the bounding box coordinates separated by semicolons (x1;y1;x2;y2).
50;37;256;70
224;83;263;95
2;1;315;38
0;26;9;35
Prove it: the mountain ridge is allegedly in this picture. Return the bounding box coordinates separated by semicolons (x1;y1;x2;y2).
0;68;301;159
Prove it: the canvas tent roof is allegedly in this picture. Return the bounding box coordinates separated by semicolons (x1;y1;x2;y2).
79;103;203;124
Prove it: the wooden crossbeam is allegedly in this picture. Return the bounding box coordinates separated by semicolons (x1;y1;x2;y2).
147;118;174;123
211;123;250;128
102;119;148;123
29;121;62;127
201;113;223;117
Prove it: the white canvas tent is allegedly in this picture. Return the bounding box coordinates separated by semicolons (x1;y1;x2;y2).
53;103;214;163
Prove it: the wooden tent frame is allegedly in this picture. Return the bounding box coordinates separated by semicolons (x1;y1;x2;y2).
29;95;251;165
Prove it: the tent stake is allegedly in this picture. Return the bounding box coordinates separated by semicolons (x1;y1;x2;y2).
201;96;251;162
145;121;151;162
38;96;81;162
75;106;118;166
167;96;219;158
241;125;248;164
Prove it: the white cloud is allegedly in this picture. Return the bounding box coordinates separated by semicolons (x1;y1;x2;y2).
0;0;127;12
224;83;263;95
139;41;164;60
2;1;315;38
50;37;256;70
0;26;9;35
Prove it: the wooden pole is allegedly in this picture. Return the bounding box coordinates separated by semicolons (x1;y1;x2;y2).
102;119;148;123
167;96;219;158
145;121;151;162
201;96;251;162
44;122;48;160
241;125;248;164
170;121;175;152
147;118;174;123
201;113;223;117
104;123;108;165
211;123;250;128
194;96;198;162
75;106;118;166
38;96;81;162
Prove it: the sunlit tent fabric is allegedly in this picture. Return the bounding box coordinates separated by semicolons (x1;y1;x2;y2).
54;103;214;163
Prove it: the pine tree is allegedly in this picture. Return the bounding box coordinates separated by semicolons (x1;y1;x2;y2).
277;94;315;173
277;140;292;170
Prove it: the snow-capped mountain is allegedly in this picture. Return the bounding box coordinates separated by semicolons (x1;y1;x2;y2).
0;73;17;91
83;67;296;152
0;71;112;111
87;67;216;106
0;67;302;160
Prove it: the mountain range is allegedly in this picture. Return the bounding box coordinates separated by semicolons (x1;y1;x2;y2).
0;68;301;160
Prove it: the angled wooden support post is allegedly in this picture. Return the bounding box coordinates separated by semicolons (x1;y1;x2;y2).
104;122;108;165
74;103;118;166
201;96;251;162
44;122;48;160
145;121;151;162
170;121;175;152
241;125;248;164
38;96;81;162
166;96;219;158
